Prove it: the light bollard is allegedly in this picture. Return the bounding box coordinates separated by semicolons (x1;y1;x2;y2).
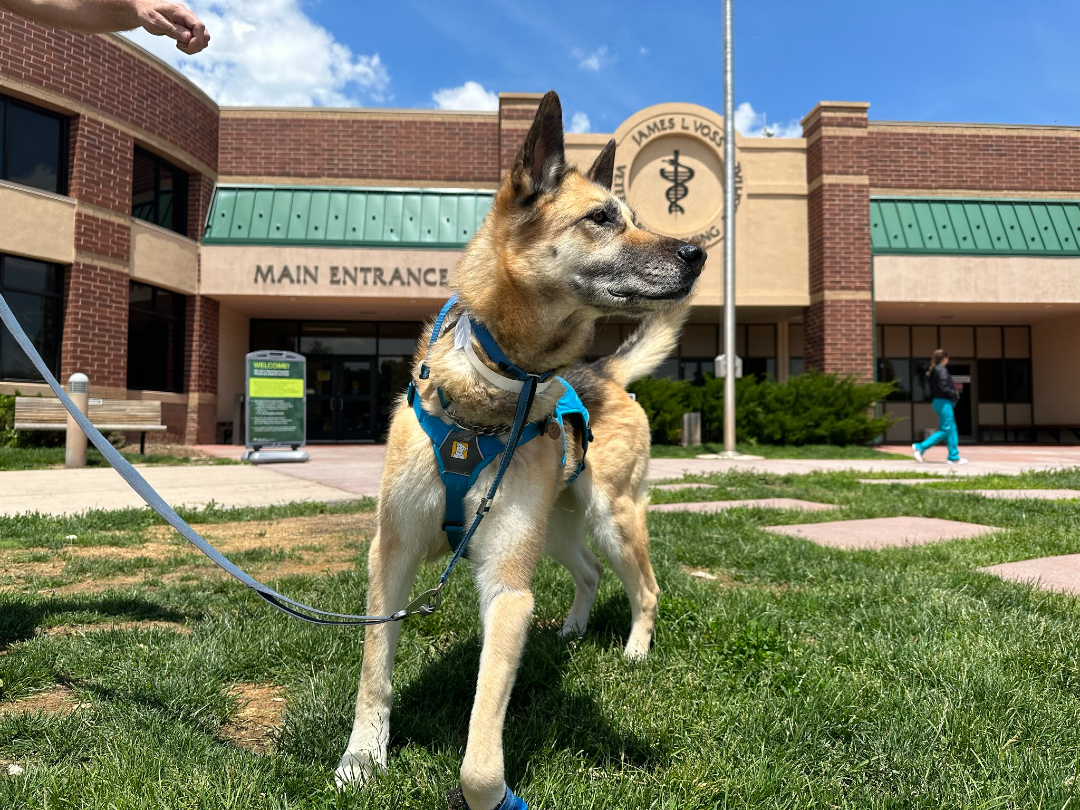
65;372;89;468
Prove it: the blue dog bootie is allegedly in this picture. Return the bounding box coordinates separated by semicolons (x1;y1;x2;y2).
446;786;527;810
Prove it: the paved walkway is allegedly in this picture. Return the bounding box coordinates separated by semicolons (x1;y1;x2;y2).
0;464;356;517
1;443;1076;517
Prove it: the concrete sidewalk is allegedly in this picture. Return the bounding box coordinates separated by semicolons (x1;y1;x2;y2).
1;443;1075;517
0;464;357;517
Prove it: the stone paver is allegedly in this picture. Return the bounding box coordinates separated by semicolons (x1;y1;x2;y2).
765;516;998;550
980;554;1080;595
650;498;837;514
964;489;1080;500
0;465;356;517
651;483;717;491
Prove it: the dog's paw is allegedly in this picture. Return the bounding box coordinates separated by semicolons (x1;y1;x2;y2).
334;751;379;789
623;640;651;661
557;621;586;640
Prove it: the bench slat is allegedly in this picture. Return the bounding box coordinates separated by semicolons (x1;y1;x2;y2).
14;397;166;431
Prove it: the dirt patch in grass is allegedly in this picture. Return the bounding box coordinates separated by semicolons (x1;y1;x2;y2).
219;683;285;754
682;566;741;587
42;620;192;637
0;685;88;718
0;513;376;596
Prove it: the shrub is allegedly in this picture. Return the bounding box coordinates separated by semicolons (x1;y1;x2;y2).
0;391;65;448
626;376;695;445
628;372;896;446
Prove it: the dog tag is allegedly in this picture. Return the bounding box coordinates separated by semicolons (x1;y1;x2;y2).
546;421;561;441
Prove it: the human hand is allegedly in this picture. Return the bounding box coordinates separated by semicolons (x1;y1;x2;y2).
136;1;210;54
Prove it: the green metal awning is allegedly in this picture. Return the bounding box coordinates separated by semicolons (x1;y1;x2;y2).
870;198;1080;256
202;186;494;248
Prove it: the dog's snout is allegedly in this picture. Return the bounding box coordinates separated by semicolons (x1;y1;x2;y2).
676;243;706;275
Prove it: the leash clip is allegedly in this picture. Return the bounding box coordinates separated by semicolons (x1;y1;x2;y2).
476;496;493;516
405;587;442;617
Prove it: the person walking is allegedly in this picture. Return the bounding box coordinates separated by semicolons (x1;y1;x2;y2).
912;349;967;464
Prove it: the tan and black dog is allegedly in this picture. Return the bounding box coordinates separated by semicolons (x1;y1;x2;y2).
335;90;704;810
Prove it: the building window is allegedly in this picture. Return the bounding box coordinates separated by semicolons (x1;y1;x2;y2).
132;147;188;236
127;282;186;392
0;255;63;382
0;94;68;194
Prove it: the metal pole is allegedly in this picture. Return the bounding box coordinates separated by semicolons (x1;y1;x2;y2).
65;372;89;468
721;0;737;455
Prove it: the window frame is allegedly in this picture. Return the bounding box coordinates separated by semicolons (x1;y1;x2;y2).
0;253;64;382
0;93;69;195
131;146;189;237
126;281;187;393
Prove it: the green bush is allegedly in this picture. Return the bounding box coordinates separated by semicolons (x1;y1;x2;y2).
628;372;896;446
0;391;65;448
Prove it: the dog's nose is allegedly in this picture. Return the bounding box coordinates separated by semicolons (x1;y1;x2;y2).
676;243;706;275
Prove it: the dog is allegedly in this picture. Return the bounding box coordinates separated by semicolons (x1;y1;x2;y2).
335;90;704;810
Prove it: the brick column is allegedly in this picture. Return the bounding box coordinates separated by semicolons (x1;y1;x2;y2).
183;293;219;444
498;93;543;178
63;116;134;397
801;102;873;381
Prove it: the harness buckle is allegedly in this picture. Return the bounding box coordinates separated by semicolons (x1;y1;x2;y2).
476;496;494;516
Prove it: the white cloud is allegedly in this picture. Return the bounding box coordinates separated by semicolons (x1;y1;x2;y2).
575;45;609;72
122;0;389;106
734;101;802;138
568;112;591;133
432;81;499;111
639;46;649;56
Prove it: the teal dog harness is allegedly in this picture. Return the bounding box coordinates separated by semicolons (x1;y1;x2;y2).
409;295;590;558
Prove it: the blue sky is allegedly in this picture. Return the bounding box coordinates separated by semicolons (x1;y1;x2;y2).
129;0;1080;135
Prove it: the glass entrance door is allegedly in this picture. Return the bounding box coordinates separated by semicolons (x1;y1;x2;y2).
306;356;376;441
950;362;974;441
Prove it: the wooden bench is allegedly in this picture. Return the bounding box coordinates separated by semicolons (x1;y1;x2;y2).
14;397;167;453
978;424;1080;444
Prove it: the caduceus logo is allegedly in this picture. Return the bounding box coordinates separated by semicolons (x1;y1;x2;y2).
660;149;694;215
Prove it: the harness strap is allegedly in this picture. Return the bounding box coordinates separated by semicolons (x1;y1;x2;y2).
0;292;438;627
408;382;546;554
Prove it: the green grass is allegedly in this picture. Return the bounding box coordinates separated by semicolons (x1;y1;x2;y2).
0;446;241;471
651;442;908;459
2;477;1080;807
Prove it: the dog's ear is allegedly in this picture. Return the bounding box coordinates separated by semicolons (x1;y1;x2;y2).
586;139;616;190
510;90;565;202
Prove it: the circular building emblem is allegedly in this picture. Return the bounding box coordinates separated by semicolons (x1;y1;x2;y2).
612;104;742;249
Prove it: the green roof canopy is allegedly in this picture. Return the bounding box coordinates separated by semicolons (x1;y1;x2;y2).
203;186;494;248
870;198;1080;256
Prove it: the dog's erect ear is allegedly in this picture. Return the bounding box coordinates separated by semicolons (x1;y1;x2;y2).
510;90;565;201
586;139;617;190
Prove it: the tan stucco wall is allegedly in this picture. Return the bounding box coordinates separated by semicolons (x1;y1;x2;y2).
875;255;1080;303
216;301;250;424
0;181;75;264
199;245;463;299
130;220;199;294
1033;313;1080;424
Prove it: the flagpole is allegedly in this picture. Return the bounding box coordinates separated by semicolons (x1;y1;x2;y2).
721;0;737;456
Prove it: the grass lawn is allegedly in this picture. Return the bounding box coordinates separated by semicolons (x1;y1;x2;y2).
2;473;1080;807
0;446;240;471
652;442;909;460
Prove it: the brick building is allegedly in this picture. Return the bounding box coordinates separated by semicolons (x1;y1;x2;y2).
1;20;1077;445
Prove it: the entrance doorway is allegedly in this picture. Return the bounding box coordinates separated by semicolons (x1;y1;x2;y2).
950;362;974;440
306;356;376;441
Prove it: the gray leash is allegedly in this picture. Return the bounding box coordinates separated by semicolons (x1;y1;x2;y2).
0;292;440;626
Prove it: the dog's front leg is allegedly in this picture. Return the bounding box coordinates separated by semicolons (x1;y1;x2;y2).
460;582;535;810
335;520;421;787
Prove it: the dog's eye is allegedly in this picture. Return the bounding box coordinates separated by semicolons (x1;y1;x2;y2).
590;210;607;224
